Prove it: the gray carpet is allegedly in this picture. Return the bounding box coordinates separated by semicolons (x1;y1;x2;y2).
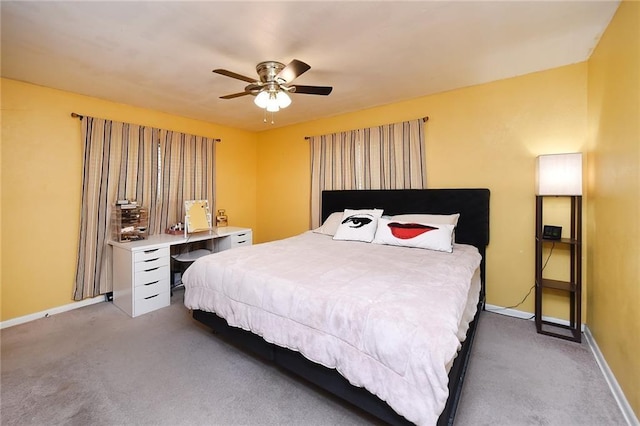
1;290;626;426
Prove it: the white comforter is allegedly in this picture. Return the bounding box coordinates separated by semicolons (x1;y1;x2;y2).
183;231;481;425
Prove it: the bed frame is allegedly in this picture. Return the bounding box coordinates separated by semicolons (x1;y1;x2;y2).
192;188;490;425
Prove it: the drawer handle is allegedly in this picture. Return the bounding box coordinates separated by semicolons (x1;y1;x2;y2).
144;267;159;272
144;258;160;263
144;294;159;300
237;233;246;237
144;249;159;254
236;240;247;244
144;281;159;286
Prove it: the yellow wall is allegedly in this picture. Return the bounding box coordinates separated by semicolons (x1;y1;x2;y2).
587;0;640;416
257;63;588;319
1;78;258;321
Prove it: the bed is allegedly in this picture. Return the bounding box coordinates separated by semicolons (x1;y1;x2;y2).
183;189;490;425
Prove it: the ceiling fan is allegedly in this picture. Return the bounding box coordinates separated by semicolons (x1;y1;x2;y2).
213;59;332;113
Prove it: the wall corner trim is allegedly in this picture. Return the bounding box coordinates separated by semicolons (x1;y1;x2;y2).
584;326;640;426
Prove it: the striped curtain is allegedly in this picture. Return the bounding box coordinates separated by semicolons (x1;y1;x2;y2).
74;117;216;300
310;131;359;227
361;119;426;190
156;130;216;234
310;118;426;228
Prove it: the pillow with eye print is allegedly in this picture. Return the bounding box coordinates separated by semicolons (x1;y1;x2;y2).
333;209;384;242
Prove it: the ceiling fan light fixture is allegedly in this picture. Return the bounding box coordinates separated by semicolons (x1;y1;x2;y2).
266;94;280;112
276;90;291;108
255;89;289;112
254;91;269;108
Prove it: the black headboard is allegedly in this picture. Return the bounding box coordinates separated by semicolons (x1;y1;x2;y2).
322;189;490;301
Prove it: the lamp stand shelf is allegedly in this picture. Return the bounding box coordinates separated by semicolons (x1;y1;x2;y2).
535;195;582;343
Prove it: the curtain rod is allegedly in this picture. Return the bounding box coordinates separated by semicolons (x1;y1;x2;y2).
304;116;429;140
70;112;221;142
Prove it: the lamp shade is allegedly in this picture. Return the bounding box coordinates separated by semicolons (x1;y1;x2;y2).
536;153;583;196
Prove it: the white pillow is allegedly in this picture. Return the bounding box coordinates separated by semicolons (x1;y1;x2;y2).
313;212;343;236
390;213;460;243
373;218;455;252
333;209;384;242
390;213;460;226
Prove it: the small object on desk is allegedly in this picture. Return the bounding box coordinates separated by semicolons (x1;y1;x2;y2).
113;203;148;242
216;209;228;227
166;223;184;235
185;201;212;233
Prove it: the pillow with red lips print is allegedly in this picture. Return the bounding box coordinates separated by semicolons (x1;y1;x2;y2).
333;209;384;242
373;218;455;252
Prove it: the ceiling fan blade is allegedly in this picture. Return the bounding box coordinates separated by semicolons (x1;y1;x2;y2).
276;59;311;84
220;91;251;100
213;69;256;84
291;85;333;96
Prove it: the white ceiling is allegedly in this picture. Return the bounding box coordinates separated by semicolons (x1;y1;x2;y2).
1;1;619;132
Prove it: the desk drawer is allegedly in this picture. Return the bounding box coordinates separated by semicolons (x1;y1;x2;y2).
134;265;169;287
134;255;169;272
134;291;170;317
231;231;252;248
134;247;170;263
135;279;169;300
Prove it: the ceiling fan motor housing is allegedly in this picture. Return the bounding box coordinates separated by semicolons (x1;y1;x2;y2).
256;61;286;84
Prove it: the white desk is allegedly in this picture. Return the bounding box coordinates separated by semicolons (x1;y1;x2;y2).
109;227;252;317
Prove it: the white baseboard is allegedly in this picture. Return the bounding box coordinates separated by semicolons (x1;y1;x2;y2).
585;326;640;426
484;304;535;320
1;295;106;329
484;303;585;331
484;303;637;426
